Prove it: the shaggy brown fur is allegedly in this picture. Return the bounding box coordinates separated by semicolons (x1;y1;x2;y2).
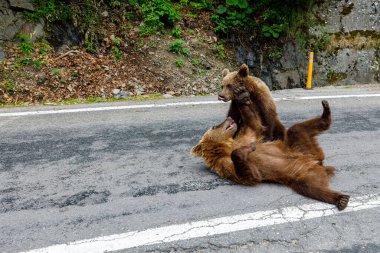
218;64;285;141
193;88;349;210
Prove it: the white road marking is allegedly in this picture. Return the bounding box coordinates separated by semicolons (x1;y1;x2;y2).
278;94;380;100
1;93;380;117
21;194;380;253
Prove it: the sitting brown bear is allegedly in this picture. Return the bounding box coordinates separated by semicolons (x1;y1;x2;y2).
218;64;285;141
192;87;349;210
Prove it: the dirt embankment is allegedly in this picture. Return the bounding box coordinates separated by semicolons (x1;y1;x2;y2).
0;9;235;105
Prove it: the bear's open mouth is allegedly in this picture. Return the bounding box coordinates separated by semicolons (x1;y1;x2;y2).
225;120;236;131
218;95;229;102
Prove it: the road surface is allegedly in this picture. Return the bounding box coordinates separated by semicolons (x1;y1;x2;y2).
0;85;379;253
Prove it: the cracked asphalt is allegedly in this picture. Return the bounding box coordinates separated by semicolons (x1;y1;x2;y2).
0;86;379;253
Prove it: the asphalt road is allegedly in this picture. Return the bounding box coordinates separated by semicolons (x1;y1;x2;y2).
0;86;379;253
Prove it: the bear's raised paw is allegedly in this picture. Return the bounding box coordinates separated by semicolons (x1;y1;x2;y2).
233;86;250;105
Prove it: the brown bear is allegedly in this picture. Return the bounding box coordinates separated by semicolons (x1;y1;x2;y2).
218;64;285;141
192;87;349;210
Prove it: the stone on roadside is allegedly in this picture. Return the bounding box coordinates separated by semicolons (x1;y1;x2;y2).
128;81;138;88
163;93;173;98
135;87;145;96
120;91;131;98
112;89;120;95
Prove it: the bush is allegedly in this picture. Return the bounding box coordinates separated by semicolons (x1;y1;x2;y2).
131;0;181;35
18;34;34;55
175;57;184;67
168;39;190;57
211;0;316;42
171;27;182;38
28;0;70;22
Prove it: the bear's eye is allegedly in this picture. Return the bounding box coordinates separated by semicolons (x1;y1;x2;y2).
212;126;217;129
227;84;232;89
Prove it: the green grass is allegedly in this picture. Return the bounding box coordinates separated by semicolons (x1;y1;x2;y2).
0;94;164;107
46;94;164;105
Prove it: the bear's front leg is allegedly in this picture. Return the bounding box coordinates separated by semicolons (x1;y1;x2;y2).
233;87;264;136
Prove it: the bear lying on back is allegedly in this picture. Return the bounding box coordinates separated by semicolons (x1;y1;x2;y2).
218;64;285;141
193;87;349;210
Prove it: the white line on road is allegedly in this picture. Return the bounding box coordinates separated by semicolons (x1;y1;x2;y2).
21;194;380;253
1;93;380;117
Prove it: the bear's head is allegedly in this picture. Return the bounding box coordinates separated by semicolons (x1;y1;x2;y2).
218;64;249;102
192;117;237;158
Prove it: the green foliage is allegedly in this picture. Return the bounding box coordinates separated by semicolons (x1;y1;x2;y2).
27;0;321;54
168;39;190;57
111;1;122;7
84;31;97;53
191;59;200;66
35;42;52;56
111;46;123;59
0;79;17;93
33;59;43;69
28;0;70;22
262;24;283;39
50;68;61;75
211;0;255;33
211;0;316;45
16;58;43;70
268;47;283;60
132;0;181;36
111;36;122;46
171;27;182;38
327;71;347;84
175;57;184;67
110;36;124;59
190;0;213;10
179;0;212;10
310;32;331;51
18;34;34;55
215;43;228;61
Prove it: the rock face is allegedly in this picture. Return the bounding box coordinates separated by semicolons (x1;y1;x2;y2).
314;0;380;33
239;0;380;88
0;0;43;43
0;46;5;60
315;48;379;86
9;0;35;11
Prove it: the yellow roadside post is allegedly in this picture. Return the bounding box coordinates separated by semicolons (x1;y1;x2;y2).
306;51;314;89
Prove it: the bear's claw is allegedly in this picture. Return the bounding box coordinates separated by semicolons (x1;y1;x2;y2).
337;195;350;211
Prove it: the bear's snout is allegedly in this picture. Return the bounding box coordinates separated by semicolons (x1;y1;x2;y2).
218;93;227;102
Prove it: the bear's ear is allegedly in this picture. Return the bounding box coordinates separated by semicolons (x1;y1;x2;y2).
191;144;203;157
238;64;249;78
222;69;230;77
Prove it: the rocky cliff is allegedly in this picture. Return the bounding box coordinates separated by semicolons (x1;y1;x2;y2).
0;0;44;60
237;0;380;88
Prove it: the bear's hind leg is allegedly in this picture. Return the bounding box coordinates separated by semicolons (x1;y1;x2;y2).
289;181;350;210
285;100;332;161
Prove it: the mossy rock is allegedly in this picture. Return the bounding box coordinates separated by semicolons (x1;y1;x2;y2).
326;71;347;84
